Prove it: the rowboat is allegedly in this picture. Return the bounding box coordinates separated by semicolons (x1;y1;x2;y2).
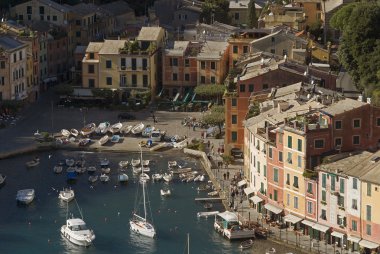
54;165;63;174
87;166;96;173
79;138;91;146
88;175;98;183
61;129;70;137
239;239;254;249
96;122;110;134
101;167;111;174
207;191;218;197
26;157;40;168
81;123;96;136
111;135;121;143
100;174;110;182
142;126;155;137
98;135;109;146
131;123;144;135
120;125;133;134
160;189;171;196
110;122;123;134
163;173;173;182
118;173;129;182
131;159;140;167
70;129;79;137
118;161;129;168
66;158;75;167
142;160;150;166
152;173;163;181
204;203;213;210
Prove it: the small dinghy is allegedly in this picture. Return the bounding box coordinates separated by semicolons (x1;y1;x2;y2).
98;135;109;146
118;161;129;168
59;188;75;202
88;175;98;183
80;123;96;136
66;158;75;167
101;167;111;174
54;165;63;174
121;125;132;134
152;173;163;181
168;161;177;168
131;159;140;167
265;247;276;254
100;174;110;182
160;189;171;196
70;129;79;137
100;158;109;167
163;173;173;182
131;122;144;135
111;135;120;143
16;189;35;204
204;203;213;210
26;157;40;168
97;122;110;134
239;239;254;249
139;173;150;183
142;160;150;166
87;166;96;173
207;191;218;197
110;122;123;134
61;129;70;137
118;173;129;182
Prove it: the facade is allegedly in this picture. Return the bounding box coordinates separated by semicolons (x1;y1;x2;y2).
293;0;323;27
173;5;202;32
260;4;306;30
229;0;262;27
0;36;28;101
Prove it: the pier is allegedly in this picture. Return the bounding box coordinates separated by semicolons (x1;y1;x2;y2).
194;197;224;202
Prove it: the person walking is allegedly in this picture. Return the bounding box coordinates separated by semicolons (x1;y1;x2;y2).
227;171;230;180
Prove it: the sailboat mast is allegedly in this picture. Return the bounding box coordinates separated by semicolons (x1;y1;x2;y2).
143;179;147;220
187;233;190;254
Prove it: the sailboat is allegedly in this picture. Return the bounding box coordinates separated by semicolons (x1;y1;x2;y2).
130;145;156;238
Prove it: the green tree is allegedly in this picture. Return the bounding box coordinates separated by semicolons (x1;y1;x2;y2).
200;0;230;24
194;84;225;104
202;105;225;134
248;0;258;28
331;2;380;96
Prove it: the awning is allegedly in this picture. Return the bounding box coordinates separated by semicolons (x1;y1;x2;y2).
347;235;361;243
331;231;345;238
264;203;283;214
359;240;379;249
216;211;239;222
301;220;315;227
250;195;263;204
312;223;329;232
244;186;256;196
238;179;247;187
284;214;303;224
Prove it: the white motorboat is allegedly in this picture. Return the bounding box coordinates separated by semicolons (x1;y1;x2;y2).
61;201;95;247
197;211;219;218
61;129;70;137
160;189;171;196
163;173;173;182
100;174;110;182
168;161;177;168
70;129;79;137
66;158;75;167
208;191;218;197
100;158;109;167
25;157;40;168
142;160;150;166
97;122;110;134
88;175;98;183
118;161;129;168
139;173;150;183
130;146;156;238
54;165;63;174
152;174;163;181
150;130;162;142
111;135;121;143
0;174;6;186
199;174;206;182
16;189;35;204
121;125;133;134
59;188;75;202
110;122;123;134
131;159;140;167
118;173;129;182
80;123;96;136
101;167;111;174
142;166;150;173
133;167;142;174
131;123;144;135
87;166;96;173
98;135;109;146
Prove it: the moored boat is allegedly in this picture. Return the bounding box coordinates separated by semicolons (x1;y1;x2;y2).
54;165;63;174
160;189;171;196
59;188;75;202
101;167;111;174
168;161;177;168
142;126;155;137
80;123;96;136
61;129;70;137
100;174;110;182
111;135;120;143
197;211;219;218
70;129;79;137
87;166;96;173
163;173;173;182
208;191;218;197
139;173;150;183
88;175;98;183
204;203;213;210
16;189;35;204
25;157;40;168
239;239;254;249
66;158;75;167
131;159;140;167
131;122;144;135
98;135;109;146
118;173;129;182
152;173;163;181
110;122;123;134
118;161;129;168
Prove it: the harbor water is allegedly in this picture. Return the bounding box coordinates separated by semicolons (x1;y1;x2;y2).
0;150;300;254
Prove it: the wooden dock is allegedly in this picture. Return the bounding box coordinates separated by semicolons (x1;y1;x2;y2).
194;197;225;202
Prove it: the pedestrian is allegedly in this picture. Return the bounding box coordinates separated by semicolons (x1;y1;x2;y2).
193;123;196;131
188;123;191;130
223;173;226;180
201;131;204;139
227;171;230;180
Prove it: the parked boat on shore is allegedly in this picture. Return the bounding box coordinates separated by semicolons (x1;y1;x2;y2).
80;123;96;136
110;123;123;134
79;138;91;146
131;123;144;135
111;135;120;143
61;129;70;137
163;173;173;182
98;135;109;146
152;173;163;181
120;125;132;135
96;122;110;134
70;129;79;137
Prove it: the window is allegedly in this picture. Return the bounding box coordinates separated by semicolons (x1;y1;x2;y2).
366;224;372;235
232;98;237;107
19;51;23;61
352;220;357;231
240;84;245;92
335;120;342;130
184;73;190;81
366;205;371;221
243;46;249;54
27;6;32;14
273;190;278;201
353;119;361;128
76;31;81;38
106;77;112;86
88;65;94;73
286;173;290;185
76;20;81;25
353;178;358;189
184;59;190;67
0;61;5;69
257;161;260;173
353;135;360;145
210;62;216;70
231;131;237;142
321;209;326;220
338;196;344;207
279;151;283;162
232;115;237;124
294;196;298;209
287;152;292;164
172;58;178;66
307;182;313;194
39;6;44;14
121;58;126;68
377;118;380;126
172;73;178;81
142;59;148;70
340;179;344;193
89;53;94;59
88;79;95;88
331;175;335;191
293;176;299;188
297;155;302;168
352;199;358;210
335;138;342;147
200;76;205;84
248;84;254;92
286;194;290;206
264;165;267;177
268;147;272;159
260;182;264;193
201;61;205;69
132;58;136;70
143;75;148;87
233;46;238;54
287;136;292;148
106;60;112;69
132;74;137;86
271;37;275;43
322;173;326;188
13;53;16;63
307;201;313;214
322;190;326;201
120;75;126;87
234;12;239;20
262;84;268;90
47;15;50;21
53;15;57;21
273;168;279;183
297;139;302;151
314;139;324;148
210;76;216;83
367;183;371;196
270;49;275;54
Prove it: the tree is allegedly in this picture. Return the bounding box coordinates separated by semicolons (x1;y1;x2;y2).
194;84;225;104
202;105;225;134
200;0;230;24
331;2;380;97
221;154;234;168
248;0;258;28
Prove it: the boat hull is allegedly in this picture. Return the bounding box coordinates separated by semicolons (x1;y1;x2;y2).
130;220;156;238
61;225;95;247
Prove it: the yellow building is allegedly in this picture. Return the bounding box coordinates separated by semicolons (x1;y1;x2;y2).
294;0;323;27
262;4;306;30
283;127;306;217
82;27;165;96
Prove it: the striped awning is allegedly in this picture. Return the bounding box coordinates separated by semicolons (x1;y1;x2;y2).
284;214;303;224
249;195;263;204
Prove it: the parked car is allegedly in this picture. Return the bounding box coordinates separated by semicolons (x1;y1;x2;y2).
118;112;136;120
230;148;243;159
